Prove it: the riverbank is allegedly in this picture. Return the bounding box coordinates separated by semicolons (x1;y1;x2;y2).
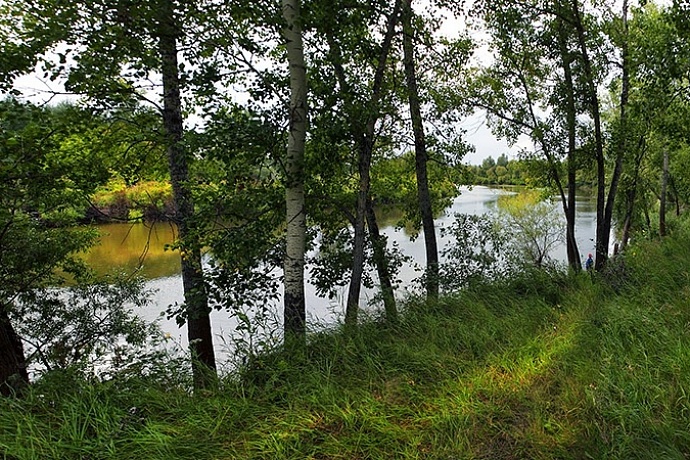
2;218;690;458
85;179;174;223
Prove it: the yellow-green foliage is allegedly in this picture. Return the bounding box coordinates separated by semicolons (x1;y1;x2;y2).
125;181;172;209
91;179;172;221
92;178;129;207
371;152;463;205
496;189;551;215
370;152;465;233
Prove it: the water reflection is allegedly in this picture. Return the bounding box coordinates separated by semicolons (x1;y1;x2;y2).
83;187;518;282
81;186;603;359
83;222;180;279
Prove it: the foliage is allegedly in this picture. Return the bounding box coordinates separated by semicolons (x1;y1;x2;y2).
438;190;565;290
0;99;102;293
371;151;465;227
0;97;166;392
307;226;411;304
496;190;565;268
2;0;690;440
156;106;289;358
437;213;509;291
90;179;173;222
610;3;690;242
469;155;538;186
14;277;157;374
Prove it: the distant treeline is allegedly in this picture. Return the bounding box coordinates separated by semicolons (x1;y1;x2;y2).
468;154;530;186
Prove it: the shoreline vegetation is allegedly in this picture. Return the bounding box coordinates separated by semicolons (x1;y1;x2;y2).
79;169;589;226
80;149;599;226
84;179;175;223
2;215;689;458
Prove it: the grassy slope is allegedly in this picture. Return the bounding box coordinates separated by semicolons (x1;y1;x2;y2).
2;230;690;459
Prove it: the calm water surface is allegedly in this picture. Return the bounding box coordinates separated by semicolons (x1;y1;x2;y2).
82;186;600;358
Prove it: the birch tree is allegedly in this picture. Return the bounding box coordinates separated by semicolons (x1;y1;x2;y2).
282;0;308;340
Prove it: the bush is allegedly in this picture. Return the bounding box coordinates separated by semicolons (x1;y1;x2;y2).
89;179;173;222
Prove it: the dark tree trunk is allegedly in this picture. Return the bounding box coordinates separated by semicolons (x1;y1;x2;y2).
345;0;402;326
621;138;647;249
558;18;581;271
621;190;635;249
660;148;669;237
346;137;373;327
565;173;580;270
572;0;607;270
671;176;681;216
603;0;630;254
366;198;397;324
402;0;439;298
564;174;580;270
158;0;216;388
0;307;28;396
572;0;628;271
326;34;399;326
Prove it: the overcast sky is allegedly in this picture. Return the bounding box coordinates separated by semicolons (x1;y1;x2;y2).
461;112;531;165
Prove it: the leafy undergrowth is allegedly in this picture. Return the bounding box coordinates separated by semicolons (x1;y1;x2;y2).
2;232;690;459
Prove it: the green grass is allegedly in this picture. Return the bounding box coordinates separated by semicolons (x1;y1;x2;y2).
3;229;690;459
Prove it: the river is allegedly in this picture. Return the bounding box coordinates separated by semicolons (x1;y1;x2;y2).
81;186;599;359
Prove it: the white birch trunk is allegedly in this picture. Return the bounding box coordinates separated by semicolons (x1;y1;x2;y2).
282;0;308;339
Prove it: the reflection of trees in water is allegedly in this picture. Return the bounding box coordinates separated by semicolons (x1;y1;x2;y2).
84;187;602;283
81;223;180;279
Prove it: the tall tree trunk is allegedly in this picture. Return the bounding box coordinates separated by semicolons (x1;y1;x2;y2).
282;0;308;342
501;11;578;274
660;148;669;237
402;0;439;298
572;0;628;271
158;0;216;388
0;306;28;396
620;185;635;251
345;0;402;326
346;138;373;327
326;36;398;324
565;167;580;270
558;17;581;271
670;176;681;216
644;202;651;232
621;137;647;249
365;199;397;323
572;0;606;270
602;0;630;261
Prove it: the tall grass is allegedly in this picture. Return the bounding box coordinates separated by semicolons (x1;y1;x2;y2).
2;226;690;458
